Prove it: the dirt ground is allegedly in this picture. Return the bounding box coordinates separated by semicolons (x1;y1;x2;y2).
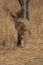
0;0;43;65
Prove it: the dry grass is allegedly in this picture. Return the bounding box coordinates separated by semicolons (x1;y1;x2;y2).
0;0;43;65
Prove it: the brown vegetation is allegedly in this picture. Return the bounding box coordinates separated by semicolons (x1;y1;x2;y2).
0;0;43;65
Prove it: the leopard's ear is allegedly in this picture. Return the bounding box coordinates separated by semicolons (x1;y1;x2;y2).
10;14;16;20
